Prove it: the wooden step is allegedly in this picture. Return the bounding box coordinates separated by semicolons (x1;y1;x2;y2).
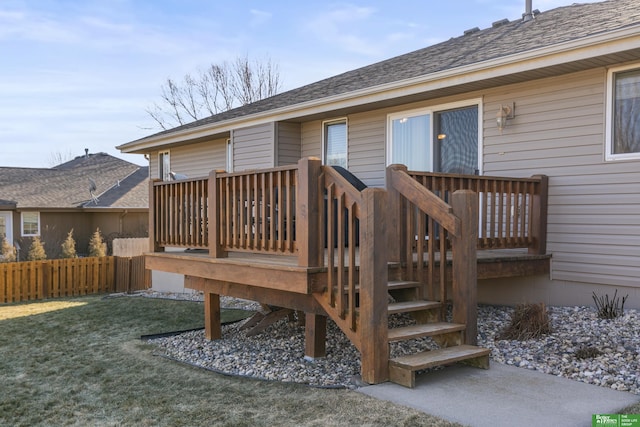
388;300;440;315
389;345;491;388
387;280;421;291
387;322;465;342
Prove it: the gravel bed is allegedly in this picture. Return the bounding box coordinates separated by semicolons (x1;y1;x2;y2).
145;293;640;393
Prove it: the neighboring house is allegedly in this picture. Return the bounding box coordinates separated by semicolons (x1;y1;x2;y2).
0;151;148;259
118;0;640;310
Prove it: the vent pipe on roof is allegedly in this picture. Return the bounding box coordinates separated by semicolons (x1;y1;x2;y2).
85;148;89;158
523;0;534;21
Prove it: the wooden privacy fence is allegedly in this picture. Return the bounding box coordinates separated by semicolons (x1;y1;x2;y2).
0;256;150;304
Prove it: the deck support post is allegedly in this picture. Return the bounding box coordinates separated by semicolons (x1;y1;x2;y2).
204;291;221;340
359;188;389;384
385;164;407;266
297;157;323;268
148;178;164;253
451;190;478;346
304;313;327;359
529;175;548;255
209;170;227;258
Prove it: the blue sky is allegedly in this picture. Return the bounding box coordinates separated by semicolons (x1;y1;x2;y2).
0;0;600;168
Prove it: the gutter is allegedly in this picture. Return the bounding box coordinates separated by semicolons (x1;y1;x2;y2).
118;24;640;153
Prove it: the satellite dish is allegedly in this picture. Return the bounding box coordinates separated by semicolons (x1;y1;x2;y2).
88;178;99;204
170;171;188;180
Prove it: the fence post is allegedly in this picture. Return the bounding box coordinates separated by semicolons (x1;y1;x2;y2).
41;261;50;300
451;190;478;346
296;157;323;268
529;175;548;255
359;188;389;384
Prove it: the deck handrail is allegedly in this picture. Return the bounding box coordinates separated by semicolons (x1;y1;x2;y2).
408;171;548;254
387;164;478;346
150;177;209;250
210;165;299;257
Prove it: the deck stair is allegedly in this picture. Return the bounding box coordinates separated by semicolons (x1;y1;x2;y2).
384;279;490;388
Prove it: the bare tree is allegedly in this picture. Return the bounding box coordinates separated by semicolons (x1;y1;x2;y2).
48;150;75;167
147;55;282;130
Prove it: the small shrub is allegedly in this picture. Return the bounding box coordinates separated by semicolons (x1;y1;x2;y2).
88;228;107;257
27;236;47;260
60;229;77;258
575;346;602;359
497;302;551;340
592;290;628;319
1;237;16;262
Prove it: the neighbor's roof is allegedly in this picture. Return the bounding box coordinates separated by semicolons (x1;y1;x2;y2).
0;152;149;209
119;0;640;152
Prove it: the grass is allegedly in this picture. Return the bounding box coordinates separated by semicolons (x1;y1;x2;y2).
0;296;459;426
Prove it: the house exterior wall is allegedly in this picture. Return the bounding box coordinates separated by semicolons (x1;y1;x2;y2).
481;67;640;305
232;123;275;171
298;67;640;306
149;138;227;179
276;122;301;166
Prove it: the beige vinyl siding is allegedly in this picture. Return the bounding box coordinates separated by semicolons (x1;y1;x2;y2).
301;120;322;159
347;111;386;187
276;122;301;166
232;123;275;171
149;138;227;179
483;68;640;289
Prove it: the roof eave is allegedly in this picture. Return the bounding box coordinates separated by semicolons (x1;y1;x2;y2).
118;24;640;154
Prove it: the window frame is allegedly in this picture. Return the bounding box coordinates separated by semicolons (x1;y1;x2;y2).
21;211;40;237
605;63;640;162
386;98;483;173
322;118;348;168
158;150;171;181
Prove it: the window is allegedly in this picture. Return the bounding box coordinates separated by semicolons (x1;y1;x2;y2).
387;100;481;174
606;65;640;161
21;212;40;237
323;119;347;167
0;212;11;244
158;151;171;181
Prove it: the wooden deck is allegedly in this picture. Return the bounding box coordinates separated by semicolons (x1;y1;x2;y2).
146;158;550;385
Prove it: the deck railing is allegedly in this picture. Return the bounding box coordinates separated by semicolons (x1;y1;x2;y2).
210;165;298;256
151;177;209;250
387;164;478;345
408;171;548;254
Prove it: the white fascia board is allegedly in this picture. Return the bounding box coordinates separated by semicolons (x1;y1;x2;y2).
119;25;640;154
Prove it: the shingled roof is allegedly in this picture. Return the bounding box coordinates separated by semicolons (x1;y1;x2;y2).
121;0;640;148
0;153;148;209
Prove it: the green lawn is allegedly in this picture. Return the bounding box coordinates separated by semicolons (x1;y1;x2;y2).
0;295;459;426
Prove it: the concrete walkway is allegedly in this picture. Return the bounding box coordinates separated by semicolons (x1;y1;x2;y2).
357;363;639;427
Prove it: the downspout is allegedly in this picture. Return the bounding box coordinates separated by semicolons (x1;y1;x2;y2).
119;210;128;234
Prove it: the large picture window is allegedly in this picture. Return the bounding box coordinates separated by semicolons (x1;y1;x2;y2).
606;65;640;161
387;100;481;174
323;119;347;168
21;212;40;237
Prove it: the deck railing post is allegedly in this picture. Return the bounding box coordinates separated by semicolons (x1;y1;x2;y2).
359;188;389;384
451;190;478;346
296;157;323;268
386;164;407;265
209;170;227;258
529;175;548;255
148;178;163;253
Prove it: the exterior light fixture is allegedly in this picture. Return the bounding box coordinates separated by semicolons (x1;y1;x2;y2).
496;102;515;133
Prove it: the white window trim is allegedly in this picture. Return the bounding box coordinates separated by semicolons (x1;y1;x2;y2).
605;63;640;162
0;211;13;244
158;150;171;180
322;118;348;167
226;138;233;172
21;211;40;237
386;98;483;174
